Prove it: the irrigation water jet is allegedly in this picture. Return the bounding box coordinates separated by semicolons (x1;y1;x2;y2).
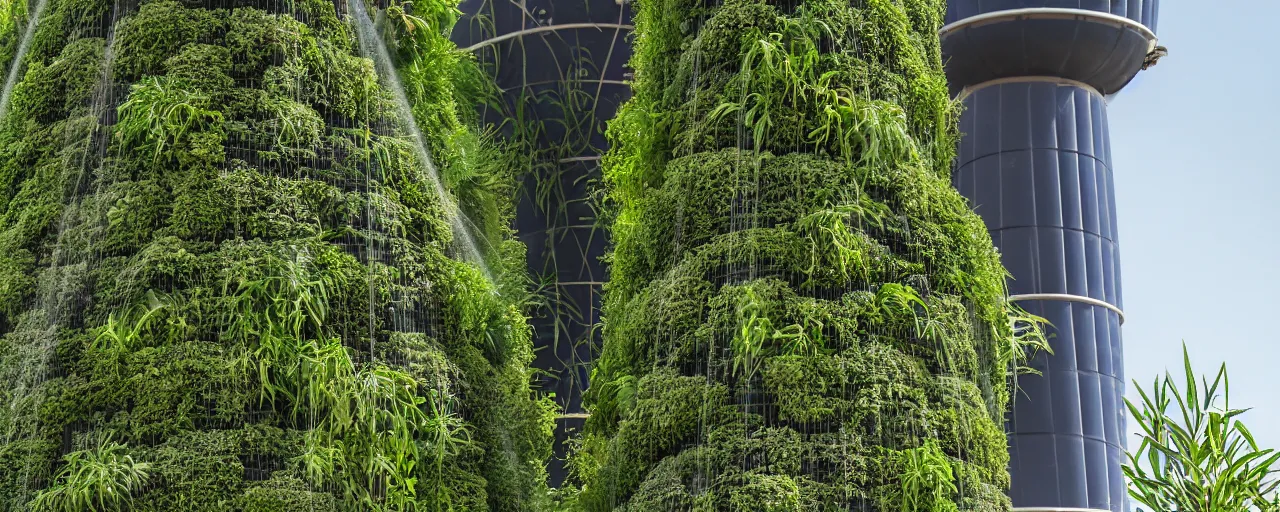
0;0;52;123
347;0;493;283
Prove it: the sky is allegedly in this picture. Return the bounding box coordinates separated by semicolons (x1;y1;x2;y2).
1109;0;1280;453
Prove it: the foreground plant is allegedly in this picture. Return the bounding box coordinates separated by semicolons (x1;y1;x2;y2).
1124;343;1280;512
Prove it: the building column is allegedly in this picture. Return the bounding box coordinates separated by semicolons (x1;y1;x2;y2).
941;3;1164;511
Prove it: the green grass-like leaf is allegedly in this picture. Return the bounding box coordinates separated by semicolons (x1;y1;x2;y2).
30;437;151;512
116;75;223;162
1124;343;1280;512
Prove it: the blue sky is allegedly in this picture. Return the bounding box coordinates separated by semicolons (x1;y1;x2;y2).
1110;0;1280;452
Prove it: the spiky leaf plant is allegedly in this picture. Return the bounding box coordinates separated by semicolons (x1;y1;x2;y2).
116;75;223;162
29;436;151;512
1124;343;1280;512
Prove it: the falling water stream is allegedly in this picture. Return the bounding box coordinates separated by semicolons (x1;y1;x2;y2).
347;0;493;282
0;0;51;122
6;0;123;497
345;1;535;485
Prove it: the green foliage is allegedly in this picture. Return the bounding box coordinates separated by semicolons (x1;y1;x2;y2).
580;0;1022;509
302;365;431;510
163;44;233;98
1124;343;1280;512
421;389;473;509
794;201;882;283
0;0;22;51
731;281;824;382
1006;305;1051;379
0;0;550;508
6;37;104;123
264;97;324;149
112;0;220;81
875;282;927;337
223;246;346;412
30;437;151;512
891;440;958;512
237;476;338;511
729;473;801;512
90;290;174;362
705;14;920;169
116;75;224;162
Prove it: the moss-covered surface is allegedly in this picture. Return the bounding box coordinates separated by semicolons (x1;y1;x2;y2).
573;0;1029;510
0;0;554;509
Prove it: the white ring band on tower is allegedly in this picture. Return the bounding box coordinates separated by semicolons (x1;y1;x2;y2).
955;76;1105;103
1008;293;1126;325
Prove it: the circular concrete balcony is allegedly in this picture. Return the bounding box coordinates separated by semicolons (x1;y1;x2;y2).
941;7;1158;97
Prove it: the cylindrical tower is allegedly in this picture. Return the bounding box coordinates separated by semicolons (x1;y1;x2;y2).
451;0;633;486
942;3;1163;512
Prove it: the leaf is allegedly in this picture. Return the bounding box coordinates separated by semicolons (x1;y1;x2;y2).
1125;346;1279;512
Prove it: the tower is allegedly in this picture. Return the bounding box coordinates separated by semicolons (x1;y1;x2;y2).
0;0;551;507
575;0;1021;509
941;3;1163;511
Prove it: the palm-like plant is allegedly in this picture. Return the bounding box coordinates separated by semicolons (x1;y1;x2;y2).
1124;343;1280;512
30;436;152;512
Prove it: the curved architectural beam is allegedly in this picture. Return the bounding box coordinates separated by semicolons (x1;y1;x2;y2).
956;76;1103;103
939;7;1156;42
452;0;633;488
462;22;634;52
1009;293;1126;325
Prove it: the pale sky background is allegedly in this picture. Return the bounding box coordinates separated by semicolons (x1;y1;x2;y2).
1110;0;1279;453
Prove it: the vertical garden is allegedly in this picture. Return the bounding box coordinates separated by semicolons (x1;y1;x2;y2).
0;0;555;509
571;0;1042;509
0;0;1053;508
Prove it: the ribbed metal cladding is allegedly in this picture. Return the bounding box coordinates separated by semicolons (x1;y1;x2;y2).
451;0;633;486
954;82;1126;511
944;0;1159;510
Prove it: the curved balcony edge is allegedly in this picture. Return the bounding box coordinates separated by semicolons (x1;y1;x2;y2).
941;8;1160;96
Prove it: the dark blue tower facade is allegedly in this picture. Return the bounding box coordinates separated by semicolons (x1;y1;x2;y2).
451;0;633;486
942;3;1163;511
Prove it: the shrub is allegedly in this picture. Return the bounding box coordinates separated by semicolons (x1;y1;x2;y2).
116;75;224;162
0;0;550;509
